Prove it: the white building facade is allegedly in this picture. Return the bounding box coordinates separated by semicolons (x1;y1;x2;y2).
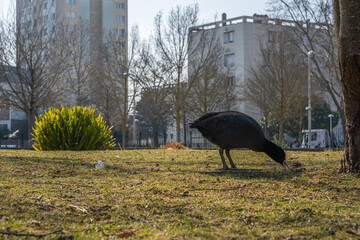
182;14;342;148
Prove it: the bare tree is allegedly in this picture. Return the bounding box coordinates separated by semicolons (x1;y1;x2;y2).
333;0;360;173
132;40;173;147
245;34;307;142
0;3;67;142
63;18;95;106
136;88;172;148
153;4;199;142
102;25;140;148
186;27;236;116
267;0;345;140
221;67;241;112
244;65;274;139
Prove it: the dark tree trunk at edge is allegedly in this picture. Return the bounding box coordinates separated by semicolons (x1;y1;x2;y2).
333;0;360;172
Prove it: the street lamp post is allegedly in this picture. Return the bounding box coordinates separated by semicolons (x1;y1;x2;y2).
328;114;334;148
123;72;136;147
132;79;136;147
307;50;315;149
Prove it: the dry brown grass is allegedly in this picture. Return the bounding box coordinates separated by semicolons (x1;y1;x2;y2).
0;149;359;239
159;142;188;149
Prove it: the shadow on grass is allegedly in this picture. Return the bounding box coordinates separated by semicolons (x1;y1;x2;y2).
1;156;141;176
2;155;301;181
195;168;300;181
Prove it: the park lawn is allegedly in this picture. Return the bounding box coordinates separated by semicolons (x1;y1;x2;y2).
0;149;359;239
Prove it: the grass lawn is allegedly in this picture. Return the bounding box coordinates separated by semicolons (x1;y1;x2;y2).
0;149;360;239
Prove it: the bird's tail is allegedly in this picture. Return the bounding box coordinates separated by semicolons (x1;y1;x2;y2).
189;122;197;128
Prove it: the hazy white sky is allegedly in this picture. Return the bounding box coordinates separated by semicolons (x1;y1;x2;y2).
0;0;268;39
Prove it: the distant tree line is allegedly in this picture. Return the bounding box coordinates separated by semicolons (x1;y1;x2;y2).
0;1;354;158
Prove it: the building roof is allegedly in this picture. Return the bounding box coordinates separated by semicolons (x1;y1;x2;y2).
190;14;327;33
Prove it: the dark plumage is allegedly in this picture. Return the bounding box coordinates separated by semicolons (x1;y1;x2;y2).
190;111;289;170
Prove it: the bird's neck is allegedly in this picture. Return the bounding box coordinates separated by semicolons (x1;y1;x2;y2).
263;139;280;161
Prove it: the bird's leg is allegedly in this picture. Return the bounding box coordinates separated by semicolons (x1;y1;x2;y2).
219;148;229;170
225;149;237;169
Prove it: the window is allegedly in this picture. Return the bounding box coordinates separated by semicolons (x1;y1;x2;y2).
224;53;235;66
66;11;76;18
26;7;32;16
67;24;76;32
118;55;125;62
66;38;74;46
42;28;47;36
116;41;125;48
223;31;234;44
66;0;76;5
227;76;235;87
0;105;10;121
116;16;125;23
116;2;125;9
67;52;74;58
41;2;48;10
41;15;48;24
303;38;309;46
116;28;125;36
268;31;276;42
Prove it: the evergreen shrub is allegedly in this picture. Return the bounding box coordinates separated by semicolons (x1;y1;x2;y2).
32;106;115;151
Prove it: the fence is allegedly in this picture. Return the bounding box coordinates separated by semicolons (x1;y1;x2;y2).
0;139;30;149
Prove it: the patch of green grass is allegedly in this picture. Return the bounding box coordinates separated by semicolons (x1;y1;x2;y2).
0;149;359;239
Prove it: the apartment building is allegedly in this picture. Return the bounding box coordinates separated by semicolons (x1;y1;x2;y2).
17;0;128;44
16;0;128;104
189;14;294;119
184;14;343;147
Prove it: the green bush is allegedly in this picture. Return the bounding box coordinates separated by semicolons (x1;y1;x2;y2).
32;106;115;151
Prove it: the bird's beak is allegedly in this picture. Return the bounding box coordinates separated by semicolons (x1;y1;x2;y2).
282;160;290;169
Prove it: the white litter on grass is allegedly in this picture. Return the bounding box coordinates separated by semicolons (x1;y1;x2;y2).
95;160;105;169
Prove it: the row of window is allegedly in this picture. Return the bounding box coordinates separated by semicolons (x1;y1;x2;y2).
66;25;126;36
116;28;126;36
223;30;279;43
20;2;53;18
116;2;125;9
65;12;126;24
225;30;279;43
116;16;126;23
223;31;234;44
116;41;126;48
224;53;235;66
66;0;125;9
66;11;76;18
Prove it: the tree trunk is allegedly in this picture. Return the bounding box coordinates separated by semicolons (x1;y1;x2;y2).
163;130;167;145
139;131;142;147
333;0;360;172
279;118;284;144
27;112;36;148
122;117;127;149
175;70;181;143
183;113;187;146
264;115;269;139
122;75;128;148
341;56;360;172
153;125;159;148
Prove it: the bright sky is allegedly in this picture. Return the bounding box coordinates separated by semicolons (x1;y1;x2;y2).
1;0;268;39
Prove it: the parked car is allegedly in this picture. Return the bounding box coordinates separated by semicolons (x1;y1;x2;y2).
301;129;331;149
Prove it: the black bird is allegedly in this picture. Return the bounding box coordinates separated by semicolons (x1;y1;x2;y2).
190;111;289;170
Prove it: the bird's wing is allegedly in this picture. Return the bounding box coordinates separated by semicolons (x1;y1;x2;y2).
190;112;222;128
